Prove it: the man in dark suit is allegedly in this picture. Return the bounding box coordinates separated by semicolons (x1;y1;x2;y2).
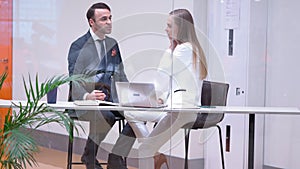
67;2;135;169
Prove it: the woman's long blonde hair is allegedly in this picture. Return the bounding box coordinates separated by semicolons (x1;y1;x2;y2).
169;9;208;80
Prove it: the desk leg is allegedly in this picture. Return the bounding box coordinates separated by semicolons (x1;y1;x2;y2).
248;114;255;169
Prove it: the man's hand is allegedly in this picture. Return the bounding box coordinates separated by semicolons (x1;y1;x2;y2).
86;90;106;101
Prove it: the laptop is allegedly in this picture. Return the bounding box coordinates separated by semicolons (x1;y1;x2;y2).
115;82;167;108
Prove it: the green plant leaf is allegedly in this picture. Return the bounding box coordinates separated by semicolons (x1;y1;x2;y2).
0;73;87;169
0;71;8;90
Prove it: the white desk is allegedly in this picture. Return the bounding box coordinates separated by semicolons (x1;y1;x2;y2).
1;99;300;169
1;99;299;115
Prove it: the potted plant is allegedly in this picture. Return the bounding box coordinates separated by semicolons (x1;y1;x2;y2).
0;72;85;169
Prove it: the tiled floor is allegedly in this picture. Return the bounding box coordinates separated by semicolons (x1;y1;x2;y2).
27;147;137;169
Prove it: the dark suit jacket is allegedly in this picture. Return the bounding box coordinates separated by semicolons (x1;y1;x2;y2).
67;31;128;104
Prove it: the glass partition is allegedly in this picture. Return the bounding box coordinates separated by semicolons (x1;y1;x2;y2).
7;0;300;169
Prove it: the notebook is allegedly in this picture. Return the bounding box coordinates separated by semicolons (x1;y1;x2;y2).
74;100;119;106
115;82;167;108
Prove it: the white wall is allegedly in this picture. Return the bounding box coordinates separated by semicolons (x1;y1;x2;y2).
264;0;300;168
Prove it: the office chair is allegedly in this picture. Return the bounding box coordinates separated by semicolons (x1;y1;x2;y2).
182;80;229;169
66;83;126;169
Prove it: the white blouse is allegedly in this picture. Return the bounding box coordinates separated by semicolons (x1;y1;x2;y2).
159;42;203;107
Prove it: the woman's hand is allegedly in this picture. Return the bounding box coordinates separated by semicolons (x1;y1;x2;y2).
169;39;178;51
86;90;106;101
157;98;164;104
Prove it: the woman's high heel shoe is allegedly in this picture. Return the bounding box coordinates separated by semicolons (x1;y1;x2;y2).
154;153;169;169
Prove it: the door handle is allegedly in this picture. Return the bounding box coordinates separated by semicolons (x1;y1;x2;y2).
235;87;245;95
0;58;8;64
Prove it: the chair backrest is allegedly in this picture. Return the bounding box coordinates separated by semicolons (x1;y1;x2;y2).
190;80;229;129
201;80;229;107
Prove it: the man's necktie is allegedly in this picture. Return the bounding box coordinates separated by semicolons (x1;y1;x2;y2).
97;39;105;59
95;39;106;82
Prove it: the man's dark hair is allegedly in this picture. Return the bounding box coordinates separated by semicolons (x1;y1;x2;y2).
86;2;111;21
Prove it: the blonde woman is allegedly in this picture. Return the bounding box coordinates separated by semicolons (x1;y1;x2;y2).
124;9;208;169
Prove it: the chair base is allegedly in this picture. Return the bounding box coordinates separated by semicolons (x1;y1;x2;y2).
67;117;126;169
184;125;225;169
